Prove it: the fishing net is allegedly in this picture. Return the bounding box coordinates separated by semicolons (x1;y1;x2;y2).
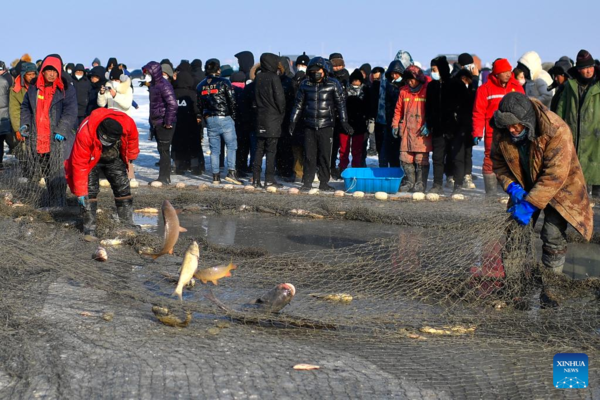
0;178;598;398
1;140;69;209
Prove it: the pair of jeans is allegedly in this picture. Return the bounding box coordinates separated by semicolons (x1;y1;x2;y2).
206;116;237;174
303;126;333;187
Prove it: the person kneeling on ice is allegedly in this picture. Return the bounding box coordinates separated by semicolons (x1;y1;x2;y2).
491;92;593;308
65;108;140;237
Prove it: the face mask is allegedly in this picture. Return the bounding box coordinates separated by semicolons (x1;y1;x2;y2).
518;78;526;86
309;71;323;82
163;74;169;80
75;74;83;80
351;85;360;89
297;66;307;73
431;72;440;81
511;128;529;144
112;80;120;87
393;77;402;83
67;69;72;74
144;74;152;82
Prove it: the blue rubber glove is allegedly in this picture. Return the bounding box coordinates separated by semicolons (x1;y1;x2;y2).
19;125;30;137
473;137;482;145
507;200;538;225
506;182;527;205
54;133;65;141
77;196;87;207
419;125;430;137
392;127;399;138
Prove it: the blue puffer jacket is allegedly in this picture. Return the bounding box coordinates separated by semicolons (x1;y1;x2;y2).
20;76;78;161
143;61;177;127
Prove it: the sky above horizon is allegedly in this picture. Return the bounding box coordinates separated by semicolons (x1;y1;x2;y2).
3;0;598;70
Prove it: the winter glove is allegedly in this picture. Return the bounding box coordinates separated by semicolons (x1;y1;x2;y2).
419;124;430;137
19;125;29;137
506;182;528;205
15;131;24;142
507;200;538;226
473;137;482;145
391;127;399;138
341;122;354;136
54;133;65;141
77;196;87;207
289;122;296;136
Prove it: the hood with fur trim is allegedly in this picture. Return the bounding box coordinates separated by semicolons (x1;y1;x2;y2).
518;51;552;85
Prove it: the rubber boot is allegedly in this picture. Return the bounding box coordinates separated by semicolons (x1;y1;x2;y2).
82;199;98;237
483;173;498;196
411;165;424;193
421;164;430;192
115;197;134;226
400;163;415;192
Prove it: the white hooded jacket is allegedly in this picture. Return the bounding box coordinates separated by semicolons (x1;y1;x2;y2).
518;51;553;107
97;76;134;116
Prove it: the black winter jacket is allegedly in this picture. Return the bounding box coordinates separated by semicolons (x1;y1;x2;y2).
197;75;237;120
290;77;348;130
73;76;92;118
255;53;286;137
172;71;201;154
425;79;461;136
346;84;370;133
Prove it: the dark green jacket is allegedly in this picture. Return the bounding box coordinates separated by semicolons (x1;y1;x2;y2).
556;69;600;185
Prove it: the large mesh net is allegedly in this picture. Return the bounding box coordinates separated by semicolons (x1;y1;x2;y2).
0;170;598;398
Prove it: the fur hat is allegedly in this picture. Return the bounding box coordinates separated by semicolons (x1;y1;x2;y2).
491;92;536;140
329;53;345;68
349;68;364;83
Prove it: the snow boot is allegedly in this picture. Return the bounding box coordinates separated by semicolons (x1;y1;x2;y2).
463;174;476;189
212;173;221;185
225;170;243;185
428;183;444;194
400;163;415;192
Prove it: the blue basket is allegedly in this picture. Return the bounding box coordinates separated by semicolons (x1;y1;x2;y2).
340;167;404;194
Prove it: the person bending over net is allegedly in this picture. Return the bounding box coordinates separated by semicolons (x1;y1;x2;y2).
65;108;139;237
491;92;593;308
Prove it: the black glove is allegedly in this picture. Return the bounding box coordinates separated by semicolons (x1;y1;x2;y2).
289;122;296;136
342;122;354;136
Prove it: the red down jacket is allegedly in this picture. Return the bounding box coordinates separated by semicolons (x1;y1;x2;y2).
65;108;139;196
472;74;524;139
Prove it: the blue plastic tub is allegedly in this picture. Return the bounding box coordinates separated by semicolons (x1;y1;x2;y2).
340;167;404;194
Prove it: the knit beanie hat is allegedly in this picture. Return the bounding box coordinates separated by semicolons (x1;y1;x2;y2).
576;49;595;69
220;65;233;78
491;92;536;140
458;53;474;67
97;118;123;145
492;58;512;75
161;63;174;78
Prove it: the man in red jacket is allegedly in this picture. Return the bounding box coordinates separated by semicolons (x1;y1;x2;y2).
65;108;139;236
472;58;524;195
